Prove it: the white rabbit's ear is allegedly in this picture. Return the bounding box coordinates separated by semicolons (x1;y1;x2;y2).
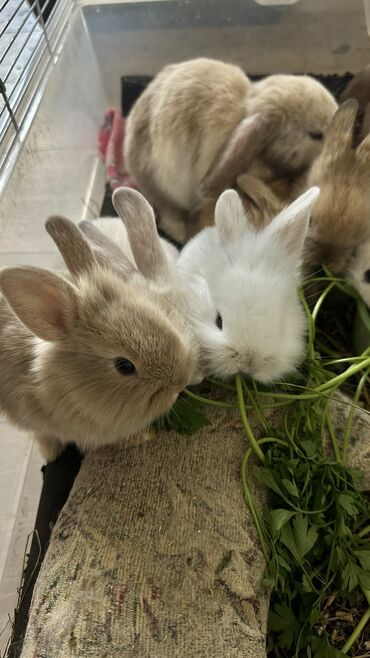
46;216;96;278
267;187;320;260
113;187;170;281
215;189;249;243
0;267;75;342
79;220;135;279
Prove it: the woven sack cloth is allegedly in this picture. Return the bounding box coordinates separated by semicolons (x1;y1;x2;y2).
21;395;370;658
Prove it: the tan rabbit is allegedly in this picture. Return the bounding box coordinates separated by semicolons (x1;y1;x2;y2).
0;199;198;462
304;99;370;273
125;57;337;242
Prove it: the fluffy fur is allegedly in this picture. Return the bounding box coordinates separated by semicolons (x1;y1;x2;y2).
125;57;337;242
192;174;287;238
177;187;320;383
198;102;370;277
0;193;200;462
305;100;370;273
81;216;179;265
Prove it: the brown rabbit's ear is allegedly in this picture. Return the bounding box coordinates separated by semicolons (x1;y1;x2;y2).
236;174;283;219
112;187;170;281
45;216;96;277
321;99;358;159
79;221;136;279
0;267;75;341
200;113;277;198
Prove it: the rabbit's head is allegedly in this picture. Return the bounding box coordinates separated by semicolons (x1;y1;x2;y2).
186;187;320;383
247;74;338;176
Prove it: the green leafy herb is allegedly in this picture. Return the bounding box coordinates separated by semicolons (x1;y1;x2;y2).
159;394;210;435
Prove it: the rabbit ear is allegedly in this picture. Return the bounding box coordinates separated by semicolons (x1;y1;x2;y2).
321;99;358;159
267;187;320;260
236;174;283;221
113;187;170;281
214;189;249;243
46;216;96;277
0;267;75;342
200;113;277;197
355;131;370;168
79;221;136;279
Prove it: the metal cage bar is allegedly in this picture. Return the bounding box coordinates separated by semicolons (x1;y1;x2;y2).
0;0;74;178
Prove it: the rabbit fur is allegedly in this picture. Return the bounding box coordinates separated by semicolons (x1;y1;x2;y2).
0;190;201;462
304;100;370;274
124;57;337;243
177;187;320;383
195;101;370;280
80;215;180;266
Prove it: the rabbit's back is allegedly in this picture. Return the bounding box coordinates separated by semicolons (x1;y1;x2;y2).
125;58;250;209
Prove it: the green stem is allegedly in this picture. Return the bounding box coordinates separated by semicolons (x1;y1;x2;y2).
341;598;370;653
311;282;336;323
244;379;269;434
184;389;237;409
358;524;370;538
315;339;339;357
299;288;315;360
235;375;265;462
241;449;269;563
323;356;368;366
315;356;370;393
240;437;286;564
207;377;236;392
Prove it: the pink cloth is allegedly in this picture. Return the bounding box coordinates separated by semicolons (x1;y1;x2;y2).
98;109;137;192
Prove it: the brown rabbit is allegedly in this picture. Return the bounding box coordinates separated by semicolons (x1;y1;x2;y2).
304;99;370;273
0;205;197;462
125;57;337;242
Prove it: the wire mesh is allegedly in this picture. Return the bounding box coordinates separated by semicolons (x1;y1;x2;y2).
0;0;74;177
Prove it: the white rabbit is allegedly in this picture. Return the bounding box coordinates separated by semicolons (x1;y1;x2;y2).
177;187;320;383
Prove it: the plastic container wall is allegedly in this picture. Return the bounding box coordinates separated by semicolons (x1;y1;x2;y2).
0;9;107;262
83;0;370;107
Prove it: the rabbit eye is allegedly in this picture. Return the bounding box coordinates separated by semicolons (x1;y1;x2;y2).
309;131;323;141
363;269;370;284
114;357;136;375
215;313;223;330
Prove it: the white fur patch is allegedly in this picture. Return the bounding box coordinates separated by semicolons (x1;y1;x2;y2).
30;337;52;375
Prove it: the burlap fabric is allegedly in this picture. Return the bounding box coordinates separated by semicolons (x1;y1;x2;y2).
20;397;370;658
20;407;268;658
